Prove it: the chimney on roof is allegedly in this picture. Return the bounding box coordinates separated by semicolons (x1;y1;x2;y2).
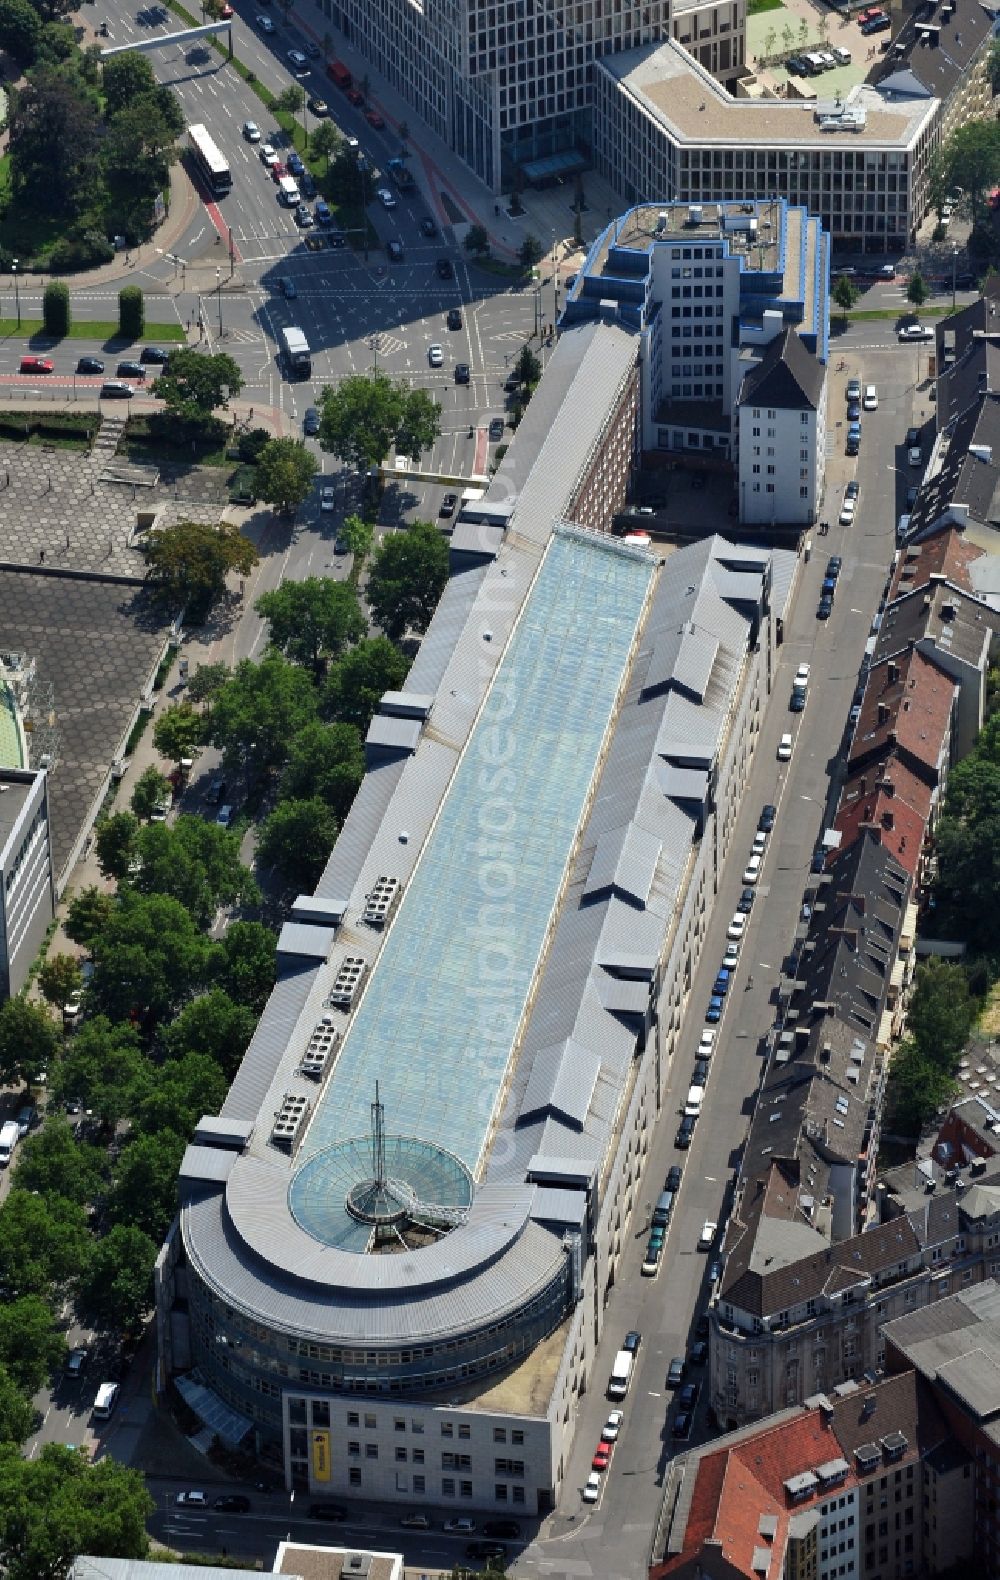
884;778;896;797
882;810;895;831
878;702;890;724
929;573;947;585
888;661;900;683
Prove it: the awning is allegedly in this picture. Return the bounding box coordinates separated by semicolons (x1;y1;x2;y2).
519;149;589;183
175;1372;252;1448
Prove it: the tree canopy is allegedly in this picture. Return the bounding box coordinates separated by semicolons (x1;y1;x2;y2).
933;120;1000;224
212;922;277;1013
160;987;258;1076
256;577;365;674
0;1296;67;1395
54;1016;148;1130
208;653;318;779
281;721;365;819
64;887;114;948
16;1118;107;1210
0;1191;89;1300
152;701;204;765
253;437;319;515
257;797;339;890
0;999;59;1090
89;892;215;1025
154;347;244;418
131;815;257;928
109;1130;187;1243
130;765;171;822
75;1226;158;1339
0;1442;152;1580
318;371;442;472
323;636;410;731
141;519;258;613
365;519;449;640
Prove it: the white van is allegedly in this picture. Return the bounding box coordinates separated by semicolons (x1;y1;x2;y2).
92;1382;119;1419
608;1349;634;1399
0;1120;19;1166
832;44;851;63
684;1086;705;1119
278;174;301;206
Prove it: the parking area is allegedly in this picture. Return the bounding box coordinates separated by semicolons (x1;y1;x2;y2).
747;0;891;96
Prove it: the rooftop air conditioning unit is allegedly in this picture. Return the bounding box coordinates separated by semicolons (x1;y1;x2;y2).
271;1092;310;1149
329;955;367;1009
362;876;402;929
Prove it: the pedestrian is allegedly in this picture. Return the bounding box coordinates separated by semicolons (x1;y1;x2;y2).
746;974;754;990
38;548;44;563
249;406;254;420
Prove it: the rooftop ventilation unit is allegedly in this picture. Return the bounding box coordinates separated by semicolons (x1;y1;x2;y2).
656;210;668;232
688;203;703;225
362;876;402;929
329;955;367;1008
301;1016;340;1080
271;1092;311;1149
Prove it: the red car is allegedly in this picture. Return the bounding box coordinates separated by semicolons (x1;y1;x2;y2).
19;356;53;374
592;1443;612;1472
346;87;364;106
270;161;287;182
365;109;385;129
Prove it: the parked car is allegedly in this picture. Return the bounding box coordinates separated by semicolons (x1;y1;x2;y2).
818;595;833;619
778;732;793;761
839;498;856;527
688;1340;708;1366
140;346;170;364
705;995;723;1023
623;1330;641;1353
295;203;314;228
66;1348;87;1377
489;417;505;441
386;239;404;262
727;912;746;940
737;888;755;914
846;377;861;402
467;1543;507;1562
759;803;776;831
826;555;843;576
863;384;878;410
320;485;335;513
691;1058;709;1088
300;171;317;198
672;1411;693;1440
214;1495;251;1513
176;1491;207;1507
582;1472;601;1502
444;1517;477;1533
699;1029;716;1057
666;1164;683;1191
365;108;385;129
216;805;234;827
592;1441;612;1471
667;1356;686;1387
676;1114;696;1148
314;200;333;225
421;216;438;237
601;1412;623;1443
698;1220;717;1250
100;381;134;399
400;1513;431;1529
287;151;305;176
439;493;458;518
483;1519;522;1538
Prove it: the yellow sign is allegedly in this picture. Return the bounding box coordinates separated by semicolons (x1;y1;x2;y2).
311;1429;332;1482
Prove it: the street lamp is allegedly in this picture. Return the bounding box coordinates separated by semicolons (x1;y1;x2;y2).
215;268;223;337
951;245;959;313
12;259;20;332
358;155;369;262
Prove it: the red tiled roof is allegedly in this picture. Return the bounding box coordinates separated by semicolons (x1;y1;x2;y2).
833;754;932;877
849;649;955;779
888;527;983;601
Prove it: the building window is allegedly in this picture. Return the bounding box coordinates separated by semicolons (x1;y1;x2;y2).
395;1418;406;1432
349;1467;361;1487
364;1414;376;1429
413;1475;425;1493
442;1423;454;1437
365;1444;378;1459
348;1441;360;1458
395;1447;407;1462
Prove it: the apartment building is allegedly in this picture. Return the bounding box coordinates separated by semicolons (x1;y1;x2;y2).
561;198;828;520
652;1368;972;1580
0;767;54;999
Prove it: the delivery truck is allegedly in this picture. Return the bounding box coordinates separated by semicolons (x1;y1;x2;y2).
279;325;311;379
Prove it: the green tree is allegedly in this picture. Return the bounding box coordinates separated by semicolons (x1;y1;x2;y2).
887;1037;958;1135
256;576;365;674
64;886;114;948
366;518;449;640
0;1296;67;1394
323;635;410;730
318;370;442;472
0;0;40;64
89;892;215;1024
282;721;365;818
0;999;59;1090
518;233;543;269
154;347;244;420
152;700;204;765
833;275;858;318
131;815;258;928
0;1368;36;1448
130;765;171;822
907;957;975;1068
41;279;68;334
7;67;100;217
257;798;338;889
987;37;1000;95
161;988;258;1076
118;284;144;340
515;344;542;386
0;1191;89;1299
936;120;1000;224
276;82;305;113
95;811;140;880
108;1130;187;1241
101;49;157;115
253;436;320;515
187;660;230;704
464;222;490;257
16;1118;107;1209
310;118;340;167
340;512;374;561
54;1016;149;1129
35;954;81;1010
141;519;258;613
75;1225;158;1339
213;921;277;1012
0;1445;153;1578
208;653;318;779
906;270;928;309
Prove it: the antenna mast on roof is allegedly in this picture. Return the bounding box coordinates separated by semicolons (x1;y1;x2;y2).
370;1080;387;1195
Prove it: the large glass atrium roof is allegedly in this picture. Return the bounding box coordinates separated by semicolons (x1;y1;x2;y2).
296;528;654;1188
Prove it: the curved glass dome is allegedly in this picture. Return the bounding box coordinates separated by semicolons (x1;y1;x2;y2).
288;1133;474;1252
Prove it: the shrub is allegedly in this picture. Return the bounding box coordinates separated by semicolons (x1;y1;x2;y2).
49;230;114;274
238;427;271;464
119;284;145;340
42;281;70;337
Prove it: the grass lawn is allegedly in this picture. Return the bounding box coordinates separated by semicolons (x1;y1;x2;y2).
0;319;185;342
748;0;783;13
843;305;955;322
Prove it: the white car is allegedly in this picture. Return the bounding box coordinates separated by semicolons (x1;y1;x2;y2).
727;913;746;941
175;1490;207;1507
698;1220;717;1250
699;1028;717;1056
898;323;933;342
601;1410;624;1442
428;343;444;367
722;945;740;970
443;1517;476;1533
751;831;766;857
794;663;810;689
582;1471;601;1503
839;498;856;526
777;732;793;761
286;48;308;70
862;384;878;410
243;120;261;142
260;143;279;167
216;805;233;828
320;485;335;512
377;187;397;208
256;13;274;30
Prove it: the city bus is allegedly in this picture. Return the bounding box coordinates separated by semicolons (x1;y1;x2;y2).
188;123;232;198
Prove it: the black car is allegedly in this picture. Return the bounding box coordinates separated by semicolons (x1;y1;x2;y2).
708;1258;723;1284
688;1340;708;1366
846;399;861;422
454;363;470;384
678;1382;699;1410
818;596;833;620
759;803;776;833
116;360;145;380
672;1410;693;1440
386;239;404;262
667;1356;685;1387
303;407;320;435
140;346;170;363
676;1114;696;1148
786;54;806;74
279;277;298;298
329;235;347;248
307;96;329;115
308;1503;347;1521
488;417;505;441
76;356;104;375
821;576;837;601
467;1543;507;1562
300;171;317;198
790;688;805;713
436;257;453;279
956;271;977;290
905;426;921;449
695;1311;710;1339
439;493;458;518
826;554;843;576
691;1058;709;1088
623;1329;641;1354
420;216;437;237
737;888;755;914
483;1519;521;1539
447;307;463;330
666;1164;683;1191
214;1494;251;1513
305;40;320;56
